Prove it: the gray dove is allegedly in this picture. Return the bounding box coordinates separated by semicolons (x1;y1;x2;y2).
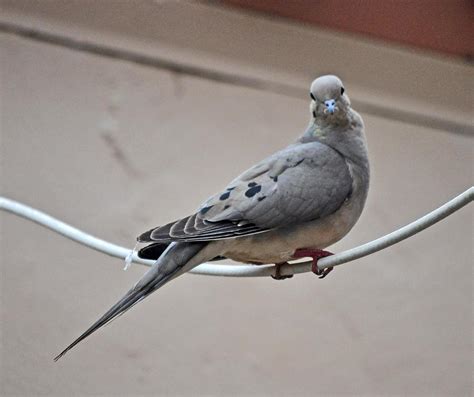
54;75;370;360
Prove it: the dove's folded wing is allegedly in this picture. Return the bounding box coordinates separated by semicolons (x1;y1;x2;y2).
138;141;352;243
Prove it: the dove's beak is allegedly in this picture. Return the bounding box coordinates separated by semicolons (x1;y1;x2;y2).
324;99;336;114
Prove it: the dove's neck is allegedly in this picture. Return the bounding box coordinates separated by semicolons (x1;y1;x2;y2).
300;108;370;202
301;109;367;164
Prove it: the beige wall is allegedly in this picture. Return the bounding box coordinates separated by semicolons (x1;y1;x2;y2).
1;2;472;396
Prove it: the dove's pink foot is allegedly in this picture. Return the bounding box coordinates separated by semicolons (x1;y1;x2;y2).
271;262;293;280
293;248;334;279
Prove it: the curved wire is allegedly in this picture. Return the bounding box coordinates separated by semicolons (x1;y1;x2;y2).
1;187;472;278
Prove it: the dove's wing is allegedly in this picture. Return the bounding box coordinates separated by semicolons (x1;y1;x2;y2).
138;141;352;243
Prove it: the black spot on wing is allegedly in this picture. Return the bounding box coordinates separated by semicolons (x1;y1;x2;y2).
248;182;257;187
257;196;267;202
245;185;262;198
200;205;213;215
219;192;230;200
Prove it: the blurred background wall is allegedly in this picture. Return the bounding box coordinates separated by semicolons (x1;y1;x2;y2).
1;1;472;396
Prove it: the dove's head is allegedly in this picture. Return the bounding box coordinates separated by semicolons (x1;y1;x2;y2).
309;75;350;122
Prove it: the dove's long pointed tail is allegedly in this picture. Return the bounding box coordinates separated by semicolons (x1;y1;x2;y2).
54;241;207;361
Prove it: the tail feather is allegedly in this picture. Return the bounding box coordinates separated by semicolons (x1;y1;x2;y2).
54;242;206;361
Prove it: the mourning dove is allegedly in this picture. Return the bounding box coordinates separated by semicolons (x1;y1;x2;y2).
54;75;370;360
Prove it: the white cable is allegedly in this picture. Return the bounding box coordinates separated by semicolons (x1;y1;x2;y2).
1;187;472;278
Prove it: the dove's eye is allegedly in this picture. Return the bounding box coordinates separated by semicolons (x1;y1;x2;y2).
341;87;345;95
310;93;316;101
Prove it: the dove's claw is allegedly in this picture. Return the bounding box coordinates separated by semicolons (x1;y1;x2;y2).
315;265;333;279
271;262;293;280
293;249;334;279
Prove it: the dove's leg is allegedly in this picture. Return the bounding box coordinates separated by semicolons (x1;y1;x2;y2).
271;262;293;280
293;249;334;279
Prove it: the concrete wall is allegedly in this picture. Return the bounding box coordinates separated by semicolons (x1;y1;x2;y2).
1;2;472;396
